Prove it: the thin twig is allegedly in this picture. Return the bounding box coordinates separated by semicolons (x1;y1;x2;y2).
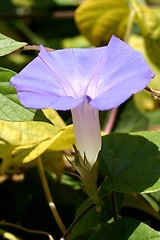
111;191;118;221
23;45;54;52
0;221;54;240
36;157;67;234
145;86;160;100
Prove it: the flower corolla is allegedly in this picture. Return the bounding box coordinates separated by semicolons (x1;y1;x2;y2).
10;36;154;171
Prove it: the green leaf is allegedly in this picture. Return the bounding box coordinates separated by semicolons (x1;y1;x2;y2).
0;33;27;56
70;191;124;240
113;99;148;133
144;109;160;129
100;132;160;193
0;67;50;122
88;217;160;240
75;0;129;46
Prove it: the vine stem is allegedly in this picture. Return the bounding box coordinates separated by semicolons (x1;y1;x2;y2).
111;191;118;221
36;157;67;234
60;193;110;240
23;45;54;52
0;221;54;240
145;86;160;99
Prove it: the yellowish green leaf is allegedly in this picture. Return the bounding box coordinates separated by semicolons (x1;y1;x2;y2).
75;0;129;46
0;141;14;164
48;124;75;151
129;34;160;111
0;133;62;173
0;33;27;56
42;108;66;129
133;2;160;68
0;121;74;173
42;151;65;179
0;120;57;146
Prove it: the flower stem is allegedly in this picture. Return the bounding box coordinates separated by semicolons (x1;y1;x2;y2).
36;157;67;234
111;191;118;221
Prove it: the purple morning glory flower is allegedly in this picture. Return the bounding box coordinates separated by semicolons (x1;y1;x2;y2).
10;36;154;172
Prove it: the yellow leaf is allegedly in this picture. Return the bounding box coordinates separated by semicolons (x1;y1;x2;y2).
75;0;129;46
0;132;62;173
0;120;57;146
42;151;65;180
49;124;75;151
129;34;160;111
42;108;66;129
132;2;160;68
0;120;62;173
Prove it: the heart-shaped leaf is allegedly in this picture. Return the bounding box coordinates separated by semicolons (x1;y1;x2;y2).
100;131;160;193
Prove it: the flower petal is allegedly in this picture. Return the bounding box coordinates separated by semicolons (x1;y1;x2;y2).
38;46;108;98
89;36;154;110
14;90;84;110
10;45;108;109
10;52;85;110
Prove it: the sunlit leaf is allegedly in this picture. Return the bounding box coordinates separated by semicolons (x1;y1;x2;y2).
0;33;27;56
43;108;66;128
129;35;160;112
48;124;75;151
75;0;129;46
0;120;56;146
0;120;60;172
0;120;75;172
133;2;160;68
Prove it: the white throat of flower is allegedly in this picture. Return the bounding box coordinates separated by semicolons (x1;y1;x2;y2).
71;98;101;171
